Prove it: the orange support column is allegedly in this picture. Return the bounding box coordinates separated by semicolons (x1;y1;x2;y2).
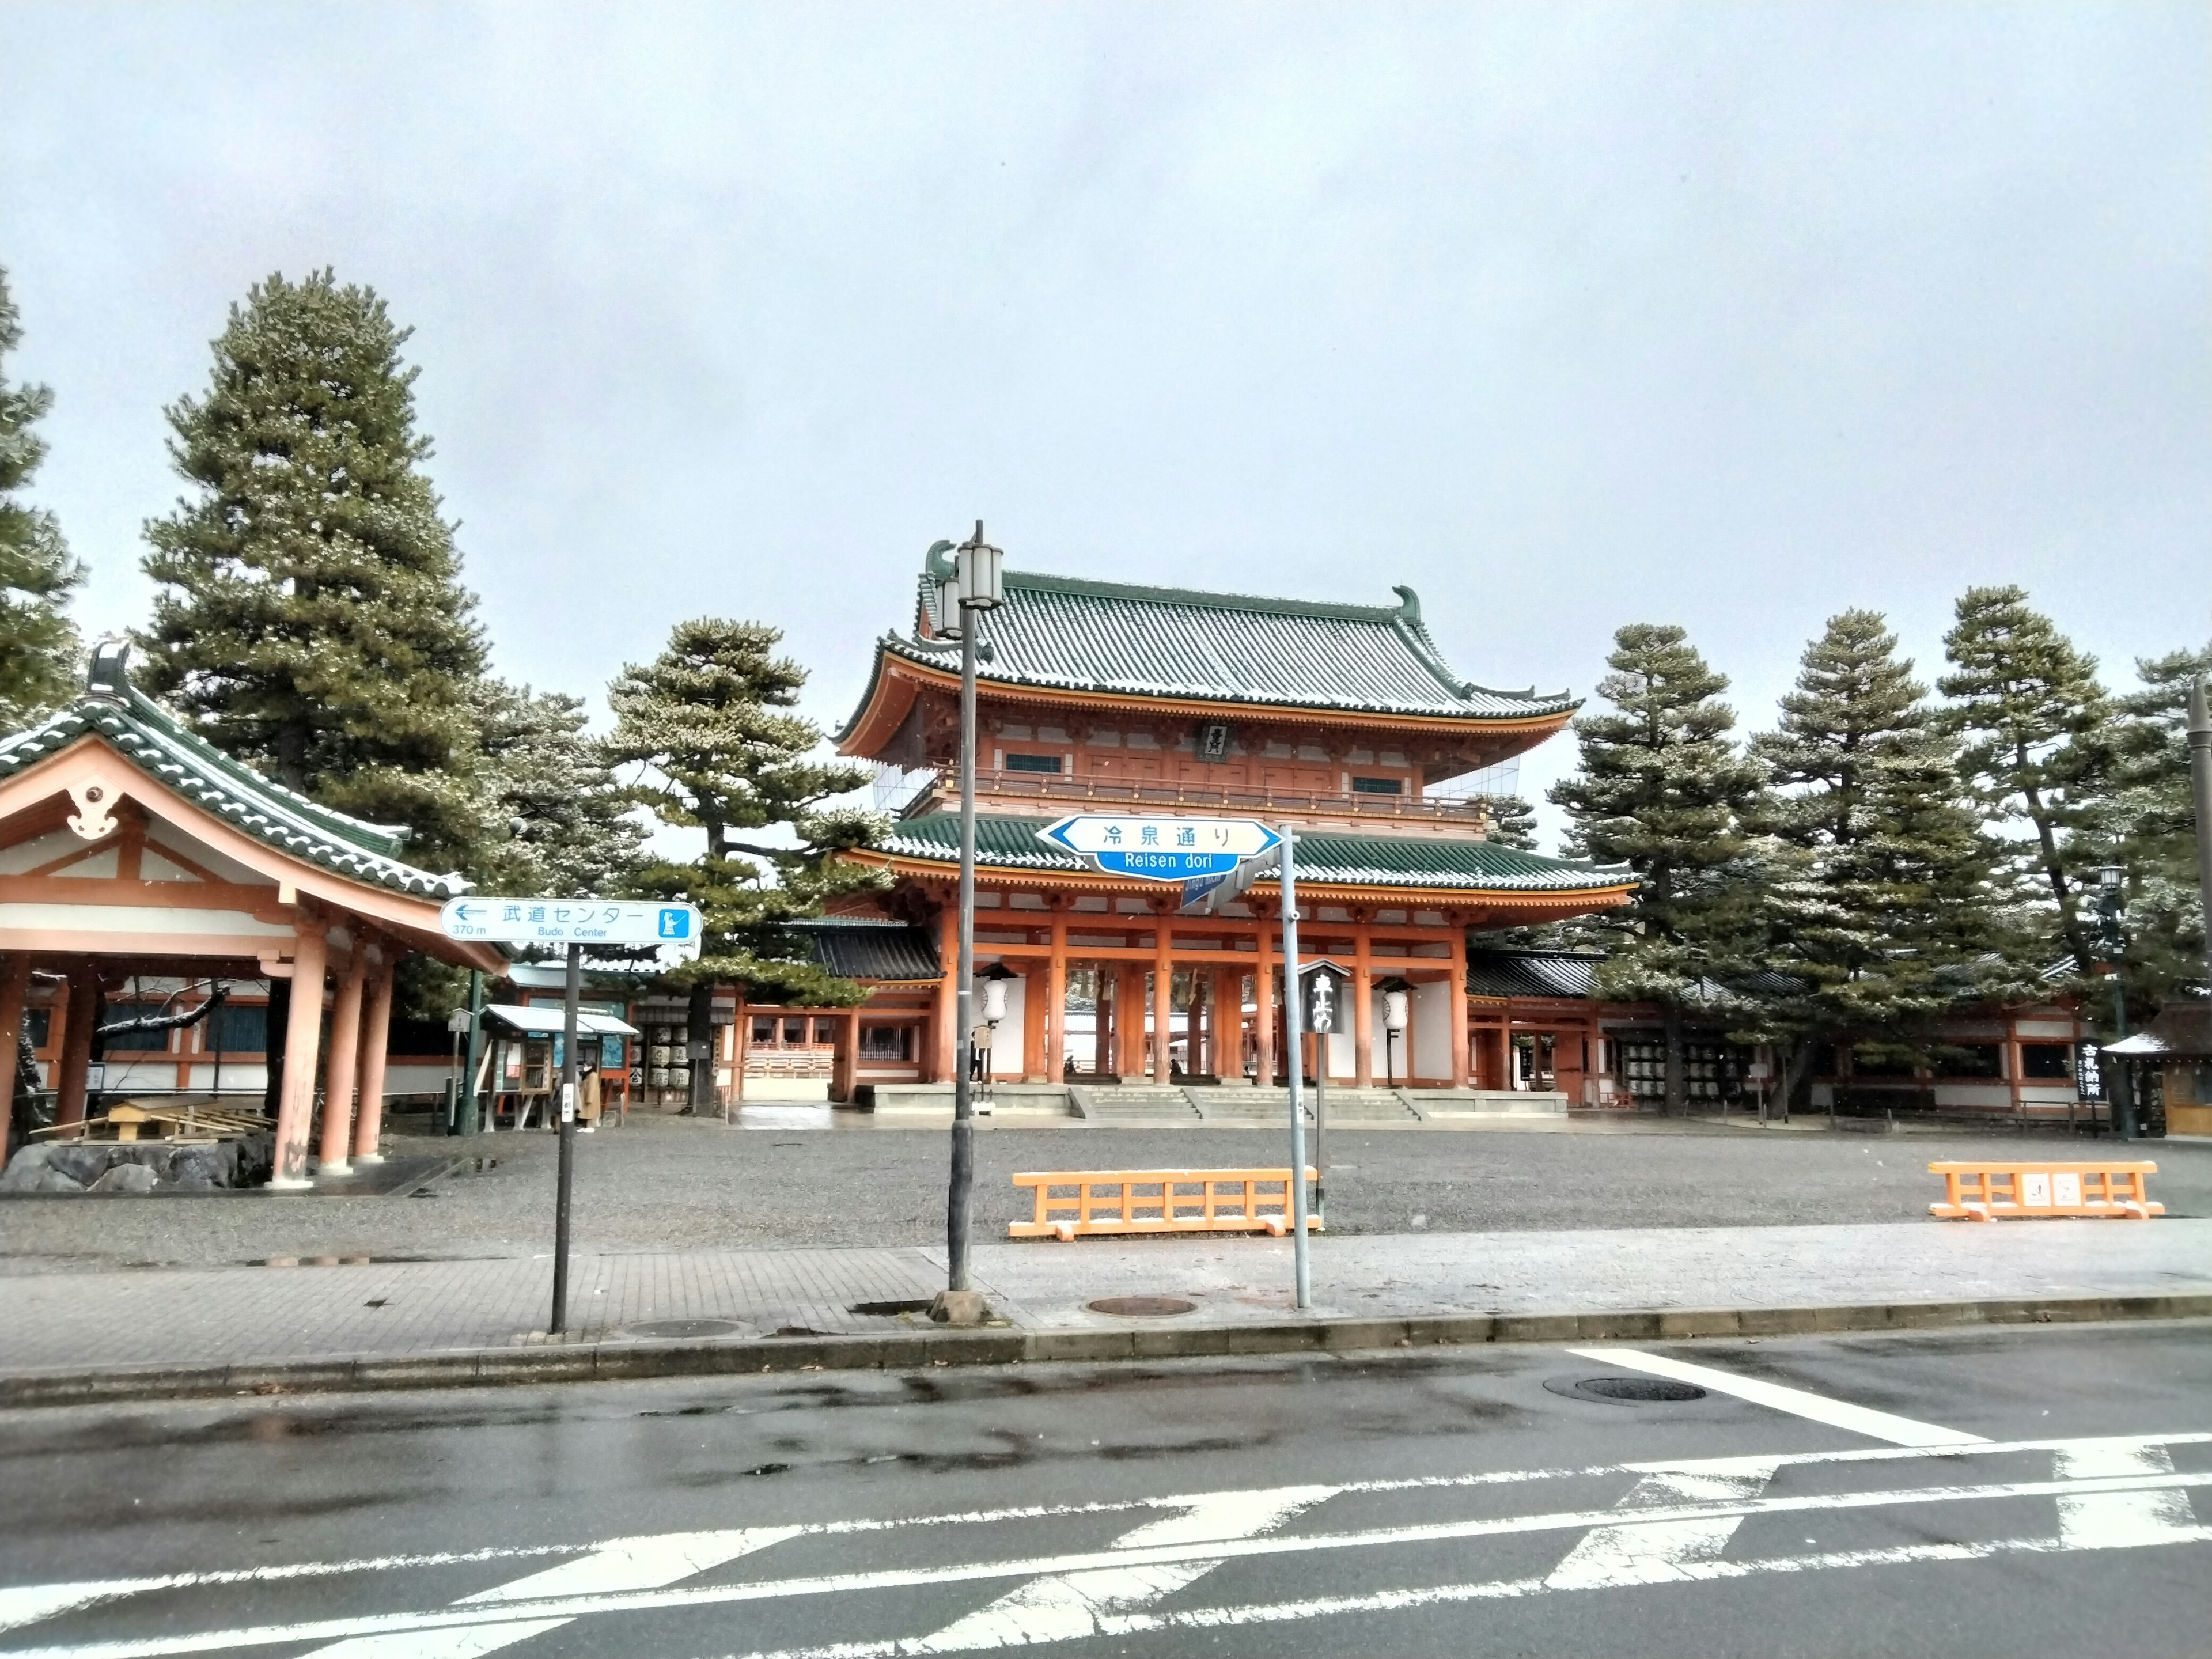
1353;921;1374;1088
54;962;97;1137
1092;965;1112;1077
0;954;28;1162
316;946;369;1174
1116;964;1145;1080
351;952;396;1163
1449;926;1471;1089
831;1009;857;1104
271;921;329;1188
1046;908;1068;1080
933;905;958;1083
1253;923;1275;1088
1152;918;1173;1082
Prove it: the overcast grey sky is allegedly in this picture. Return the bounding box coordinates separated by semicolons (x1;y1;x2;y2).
5;2;2206;843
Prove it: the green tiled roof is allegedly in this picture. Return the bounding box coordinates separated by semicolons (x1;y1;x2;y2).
0;647;472;900
787;918;941;982
878;813;1630;895
844;566;1577;733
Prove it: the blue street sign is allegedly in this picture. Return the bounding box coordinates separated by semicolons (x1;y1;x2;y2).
440;897;704;951
1039;814;1281;883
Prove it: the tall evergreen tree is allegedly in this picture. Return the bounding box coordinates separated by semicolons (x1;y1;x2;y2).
1938;586;2112;978
0;267;85;728
1479;794;1539;851
1748;611;2028;1104
603;618;883;1109
474;680;646;901
1550;624;1767;1113
2108;640;2212;1007
137;270;487;872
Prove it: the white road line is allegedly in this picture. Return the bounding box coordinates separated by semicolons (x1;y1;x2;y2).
1566;1346;1985;1446
14;1428;2200;1637
910;1486;1333;1651
298;1528;804;1658
2054;1442;2202;1550
14;1469;2209;1659
1546;1463;1782;1590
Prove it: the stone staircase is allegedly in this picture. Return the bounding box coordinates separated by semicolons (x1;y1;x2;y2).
1067;1085;1203;1123
1184;1087;1421;1124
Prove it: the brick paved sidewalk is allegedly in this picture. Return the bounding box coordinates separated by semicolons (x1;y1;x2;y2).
2;1219;2206;1378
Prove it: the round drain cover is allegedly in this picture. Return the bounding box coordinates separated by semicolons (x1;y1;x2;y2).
1086;1296;1198;1317
1546;1374;1706;1403
624;1319;747;1340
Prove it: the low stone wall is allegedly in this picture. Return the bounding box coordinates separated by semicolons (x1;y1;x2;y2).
0;1135;274;1195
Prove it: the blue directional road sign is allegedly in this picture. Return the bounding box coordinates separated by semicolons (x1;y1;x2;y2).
439;897;703;950
1038;814;1281;883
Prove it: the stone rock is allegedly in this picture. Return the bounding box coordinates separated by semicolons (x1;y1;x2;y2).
0;1145;57;1192
32;1166;85;1194
89;1162;161;1195
162;1145;238;1190
43;1145;118;1187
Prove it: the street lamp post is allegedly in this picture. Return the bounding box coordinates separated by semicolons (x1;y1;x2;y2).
2190;677;2212;998
2095;863;2132;1139
935;523;1003;1313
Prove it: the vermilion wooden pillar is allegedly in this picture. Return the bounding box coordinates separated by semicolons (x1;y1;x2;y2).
1253;923;1275;1088
270;921;329;1188
0;955;29;1162
54;961;98;1137
1353;920;1374;1088
351;952;396;1162
1020;962;1046;1081
1117;964;1146;1080
1152;916;1173;1082
1046;907;1068;1081
1448;926;1471;1089
933;904;958;1084
316;945;369;1174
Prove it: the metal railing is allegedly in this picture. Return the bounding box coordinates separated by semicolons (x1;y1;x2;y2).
898;766;1494;827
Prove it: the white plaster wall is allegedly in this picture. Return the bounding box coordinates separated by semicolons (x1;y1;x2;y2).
1411;980;1452;1080
987;974;1027;1078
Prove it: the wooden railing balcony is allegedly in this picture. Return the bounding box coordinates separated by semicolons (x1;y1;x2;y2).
897;766;1496;834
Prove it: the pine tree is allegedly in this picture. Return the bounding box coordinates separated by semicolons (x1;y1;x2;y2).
474;680;646;901
0;268;85;729
137;270;487;872
1938;586;2112;978
603;618;884;1108
2108;640;2212;1006
1550;624;1768;1113
1480;794;1539;851
1748;611;2029;1104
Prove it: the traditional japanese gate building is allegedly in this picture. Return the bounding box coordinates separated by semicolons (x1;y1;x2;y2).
0;646;504;1179
829;559;1635;1092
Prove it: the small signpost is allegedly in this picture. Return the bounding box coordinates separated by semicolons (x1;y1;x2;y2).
438;897;703;1334
1300;959;1348;1228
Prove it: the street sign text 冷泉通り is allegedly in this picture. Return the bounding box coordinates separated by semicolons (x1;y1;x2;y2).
1038;813;1281;882
438;897;703;950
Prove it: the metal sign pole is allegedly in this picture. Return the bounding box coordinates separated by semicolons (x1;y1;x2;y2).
2190;677;2212;998
551;941;580;1335
1279;824;1311;1310
948;579;979;1293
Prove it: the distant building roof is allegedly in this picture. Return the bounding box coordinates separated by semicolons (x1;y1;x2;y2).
786;917;942;983
875;813;1628;895
841;566;1577;741
2104;1002;2212;1060
0;643;471;899
1463;948;1605;999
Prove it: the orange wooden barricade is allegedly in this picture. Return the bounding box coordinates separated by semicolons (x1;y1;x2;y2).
1010;1167;1321;1241
1928;1160;2162;1221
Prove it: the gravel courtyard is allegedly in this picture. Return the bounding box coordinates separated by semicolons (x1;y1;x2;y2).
5;1111;2205;1274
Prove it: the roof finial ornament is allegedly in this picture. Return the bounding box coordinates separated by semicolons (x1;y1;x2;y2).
1391;585;1422;626
86;638;133;702
925;539;958;581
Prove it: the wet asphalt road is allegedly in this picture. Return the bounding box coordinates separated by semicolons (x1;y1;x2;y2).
3;1322;2207;1657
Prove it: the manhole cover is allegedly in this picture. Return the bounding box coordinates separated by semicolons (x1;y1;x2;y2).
1546;1374;1707;1404
1086;1296;1198;1317
624;1319;747;1340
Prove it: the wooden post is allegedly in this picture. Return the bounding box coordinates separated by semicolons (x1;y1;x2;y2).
351;952;396;1162
0;954;29;1164
1092;963;1111;1077
1152;915;1173;1082
1118;963;1146;1081
734;988;752;1105
933;903;958;1084
316;945;369;1174
832;1008;857;1104
1353;919;1374;1088
1020;962;1046;1081
1046;908;1068;1081
1448;924;1471;1090
1254;922;1275;1088
55;961;98;1137
271;921;329;1187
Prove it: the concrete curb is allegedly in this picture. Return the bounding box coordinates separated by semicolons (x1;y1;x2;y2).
5;1290;2210;1408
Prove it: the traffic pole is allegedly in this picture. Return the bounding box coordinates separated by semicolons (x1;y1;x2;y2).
947;552;979;1293
2190;677;2212;998
551;941;580;1334
1279;824;1310;1310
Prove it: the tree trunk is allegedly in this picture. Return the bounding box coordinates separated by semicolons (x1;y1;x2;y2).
1662;1001;1686;1116
685;980;714;1115
2018;771;2092;975
1777;1038;1816;1119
